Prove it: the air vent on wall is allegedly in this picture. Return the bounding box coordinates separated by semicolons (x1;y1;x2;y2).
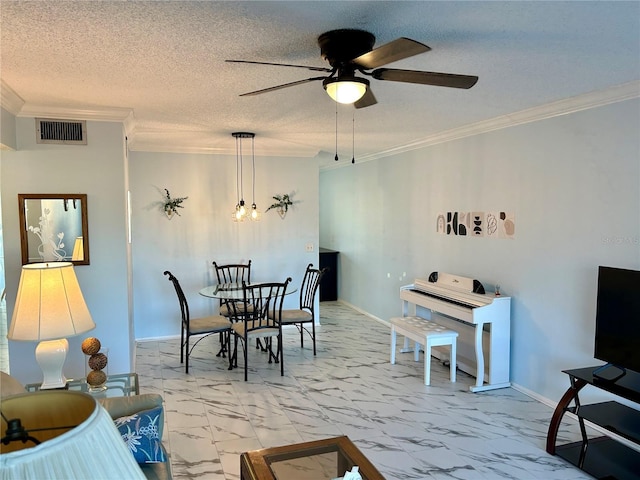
36;118;87;145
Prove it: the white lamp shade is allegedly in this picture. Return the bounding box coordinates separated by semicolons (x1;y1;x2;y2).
324;78;368;104
8;262;95;341
0;391;146;479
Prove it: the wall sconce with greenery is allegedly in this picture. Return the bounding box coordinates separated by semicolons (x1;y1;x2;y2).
265;193;294;219
163;189;188;219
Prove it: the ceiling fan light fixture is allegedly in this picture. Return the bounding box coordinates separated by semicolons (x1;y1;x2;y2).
323;77;369;104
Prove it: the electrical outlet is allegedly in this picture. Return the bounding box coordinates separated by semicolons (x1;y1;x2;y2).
305;243;314;252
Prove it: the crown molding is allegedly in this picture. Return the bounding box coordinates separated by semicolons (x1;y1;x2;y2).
0;81;133;122
16;104;133;122
127;141;229;155
127;127;320;157
0;80;25;114
126;127;229;155
122;110;136;137
128;139;319;158
335;80;640;169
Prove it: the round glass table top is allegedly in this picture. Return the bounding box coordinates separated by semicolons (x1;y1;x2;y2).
199;283;296;300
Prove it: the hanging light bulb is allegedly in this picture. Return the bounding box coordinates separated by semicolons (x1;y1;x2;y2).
233;201;244;222
234;206;243;222
250;203;260;221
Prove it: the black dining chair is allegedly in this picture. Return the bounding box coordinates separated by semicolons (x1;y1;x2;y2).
164;270;231;374
212;260;252;317
276;263;327;355
228;278;291;381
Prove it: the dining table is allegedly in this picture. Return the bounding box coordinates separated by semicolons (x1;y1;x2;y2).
199;282;297;371
198;282;297;299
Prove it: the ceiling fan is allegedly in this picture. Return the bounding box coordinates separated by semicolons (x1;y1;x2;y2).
226;29;478;108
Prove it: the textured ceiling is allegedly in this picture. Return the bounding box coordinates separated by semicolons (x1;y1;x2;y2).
1;1;639;167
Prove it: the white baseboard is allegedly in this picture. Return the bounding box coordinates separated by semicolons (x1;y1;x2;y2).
335;299;390;327
510;381;557;408
136;334;180;343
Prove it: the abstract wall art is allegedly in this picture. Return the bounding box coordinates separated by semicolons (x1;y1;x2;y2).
437;211;515;240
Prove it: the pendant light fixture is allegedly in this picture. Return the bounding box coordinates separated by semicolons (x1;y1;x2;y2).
232;132;259;222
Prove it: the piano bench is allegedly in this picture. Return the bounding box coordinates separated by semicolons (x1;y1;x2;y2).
390;316;459;386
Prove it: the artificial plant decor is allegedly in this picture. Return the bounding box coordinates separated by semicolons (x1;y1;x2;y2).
163;189;188;218
265;193;294;219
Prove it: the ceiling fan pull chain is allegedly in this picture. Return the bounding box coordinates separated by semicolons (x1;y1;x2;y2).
352;113;355;164
334;101;339;161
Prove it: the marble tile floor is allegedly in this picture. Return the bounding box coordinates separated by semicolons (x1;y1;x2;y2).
135;302;592;480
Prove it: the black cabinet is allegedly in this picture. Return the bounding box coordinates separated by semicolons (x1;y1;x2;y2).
547;366;640;480
319;248;339;301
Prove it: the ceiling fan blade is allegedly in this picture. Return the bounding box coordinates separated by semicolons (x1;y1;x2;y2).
354;88;377;109
352;38;431;69
226;59;331;73
238;76;327;97
372;68;478;89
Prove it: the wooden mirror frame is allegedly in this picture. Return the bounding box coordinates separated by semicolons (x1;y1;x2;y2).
18;193;90;266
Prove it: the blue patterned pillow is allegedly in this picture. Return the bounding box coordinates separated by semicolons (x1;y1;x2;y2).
114;406;167;463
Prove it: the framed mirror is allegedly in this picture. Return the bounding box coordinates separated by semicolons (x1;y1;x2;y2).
18;193;90;265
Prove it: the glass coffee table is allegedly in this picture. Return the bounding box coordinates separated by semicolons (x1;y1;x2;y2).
26;372;139;398
240;435;385;480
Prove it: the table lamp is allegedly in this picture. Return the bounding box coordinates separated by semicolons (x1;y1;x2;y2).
0;390;145;479
7;262;96;389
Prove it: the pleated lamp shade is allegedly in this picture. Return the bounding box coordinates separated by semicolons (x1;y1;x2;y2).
8;262;95;388
8;262;94;341
0;391;145;479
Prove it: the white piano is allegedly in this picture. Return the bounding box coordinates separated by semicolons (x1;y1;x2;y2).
400;272;511;392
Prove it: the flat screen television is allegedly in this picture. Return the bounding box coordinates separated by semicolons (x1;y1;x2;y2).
593;266;640;381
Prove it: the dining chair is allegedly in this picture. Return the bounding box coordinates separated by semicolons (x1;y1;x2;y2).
212;260;252;317
164;270;231;374
277;263;327;355
228;278;291;381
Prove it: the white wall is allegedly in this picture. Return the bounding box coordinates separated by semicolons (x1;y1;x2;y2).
128;151;319;339
320;98;640;403
1;118;132;383
1;107;17;150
